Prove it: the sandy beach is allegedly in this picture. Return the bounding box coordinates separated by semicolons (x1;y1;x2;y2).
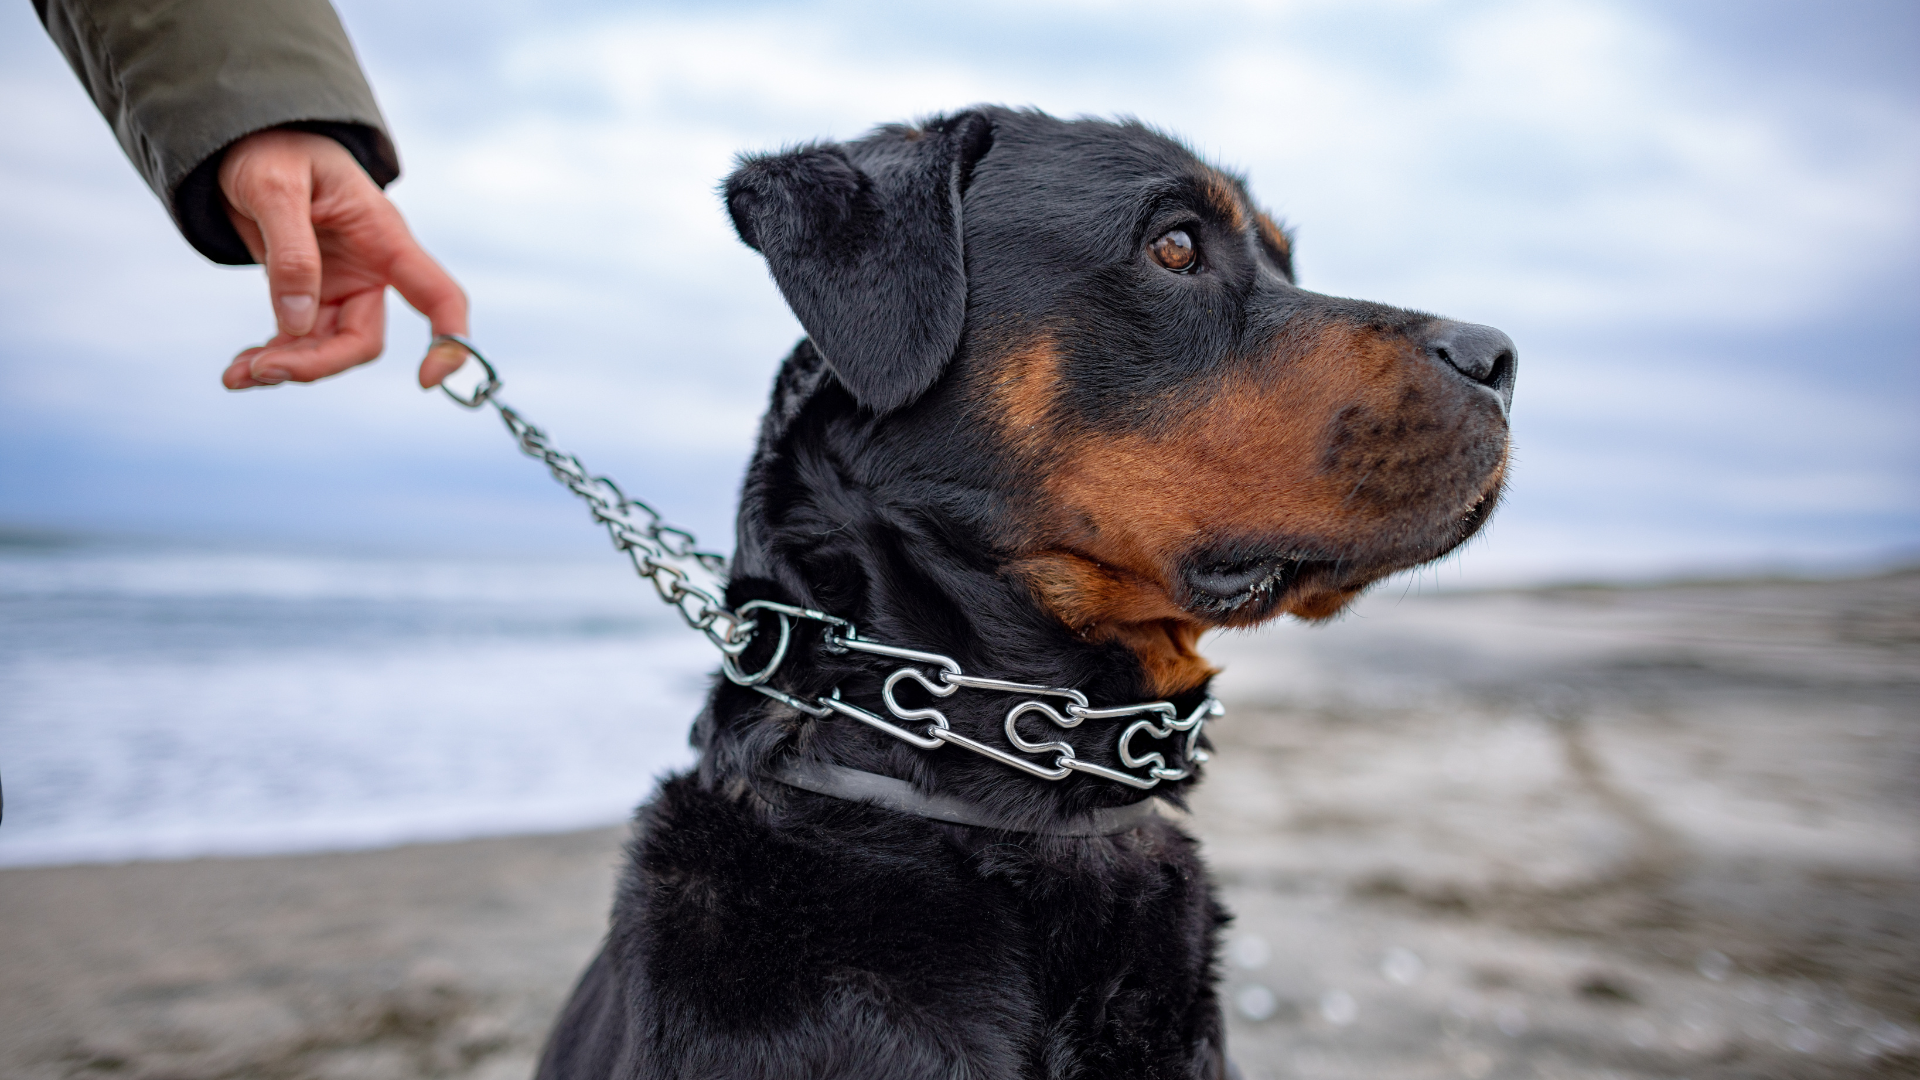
2;571;1915;1079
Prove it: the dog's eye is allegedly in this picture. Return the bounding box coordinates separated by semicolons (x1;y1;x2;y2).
1150;229;1197;272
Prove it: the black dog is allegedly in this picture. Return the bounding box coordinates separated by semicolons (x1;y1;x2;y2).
537;106;1514;1079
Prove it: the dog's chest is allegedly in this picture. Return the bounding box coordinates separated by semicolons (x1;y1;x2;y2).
615;775;1227;1078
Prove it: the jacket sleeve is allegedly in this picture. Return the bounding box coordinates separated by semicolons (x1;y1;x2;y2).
34;0;401;265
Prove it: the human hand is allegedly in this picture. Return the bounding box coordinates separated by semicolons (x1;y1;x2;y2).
217;128;471;390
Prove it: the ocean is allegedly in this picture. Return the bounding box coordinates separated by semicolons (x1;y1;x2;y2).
0;540;711;867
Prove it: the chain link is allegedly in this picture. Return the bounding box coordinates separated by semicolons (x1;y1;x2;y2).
433;335;1218;790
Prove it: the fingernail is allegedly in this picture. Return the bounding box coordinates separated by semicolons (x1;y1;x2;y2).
253;366;291;385
276;294;316;335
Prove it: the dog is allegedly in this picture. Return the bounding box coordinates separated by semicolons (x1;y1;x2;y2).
535;106;1515;1079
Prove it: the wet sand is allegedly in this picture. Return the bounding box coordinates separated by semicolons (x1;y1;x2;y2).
2;571;1916;1079
1197;570;1919;1079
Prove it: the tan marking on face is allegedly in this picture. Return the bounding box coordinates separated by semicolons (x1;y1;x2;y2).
1203;171;1249;231
1254;211;1292;265
1099;620;1217;697
988;339;1063;453
1008;547;1217;697
1003;323;1508;693
1290;587;1363;621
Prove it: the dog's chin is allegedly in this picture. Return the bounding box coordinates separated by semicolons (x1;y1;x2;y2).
1178;468;1507;627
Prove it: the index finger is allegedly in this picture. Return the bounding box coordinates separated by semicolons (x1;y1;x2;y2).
388;245;470;388
248;176;325;338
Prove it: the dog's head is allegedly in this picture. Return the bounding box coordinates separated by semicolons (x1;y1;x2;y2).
728;108;1513;697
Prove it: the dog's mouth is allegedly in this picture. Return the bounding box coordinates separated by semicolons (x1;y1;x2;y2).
1177;473;1506;625
1179;550;1333;621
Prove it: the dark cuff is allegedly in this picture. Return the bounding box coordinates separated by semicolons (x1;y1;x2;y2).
171;121;402;267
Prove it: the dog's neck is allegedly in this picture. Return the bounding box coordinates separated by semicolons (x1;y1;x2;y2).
692;342;1210;822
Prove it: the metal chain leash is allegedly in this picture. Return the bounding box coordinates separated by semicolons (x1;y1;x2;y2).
433;335;1219;790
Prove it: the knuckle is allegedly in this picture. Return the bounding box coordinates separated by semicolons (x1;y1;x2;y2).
250;166;307;199
269;251;321;279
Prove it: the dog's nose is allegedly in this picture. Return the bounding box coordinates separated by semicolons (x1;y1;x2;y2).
1425;322;1516;408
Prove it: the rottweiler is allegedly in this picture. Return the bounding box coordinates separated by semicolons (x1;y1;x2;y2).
536;105;1515;1079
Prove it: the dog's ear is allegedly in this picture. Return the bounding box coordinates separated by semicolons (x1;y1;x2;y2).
725;112;995;413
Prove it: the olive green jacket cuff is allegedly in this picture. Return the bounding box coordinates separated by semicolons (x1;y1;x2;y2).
36;0;400;265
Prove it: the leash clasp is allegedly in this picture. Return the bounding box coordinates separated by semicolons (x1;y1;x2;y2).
432;334;500;409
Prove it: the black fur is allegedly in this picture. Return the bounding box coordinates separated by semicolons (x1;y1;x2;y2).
542;776;1227;1079
537;106;1513;1078
725;112;994;414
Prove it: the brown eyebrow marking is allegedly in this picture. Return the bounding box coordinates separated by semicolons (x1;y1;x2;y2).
1201;170;1249;231
1254;210;1292;266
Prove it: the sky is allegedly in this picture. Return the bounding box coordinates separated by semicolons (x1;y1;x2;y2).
2;0;1916;585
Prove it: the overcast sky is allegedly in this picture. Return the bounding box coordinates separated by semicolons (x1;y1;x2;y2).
2;0;1915;584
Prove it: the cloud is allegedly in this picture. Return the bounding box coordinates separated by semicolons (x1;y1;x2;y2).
378;0;1920;340
1;0;1913;576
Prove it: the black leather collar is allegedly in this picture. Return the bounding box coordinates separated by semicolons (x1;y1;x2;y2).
768;761;1182;836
